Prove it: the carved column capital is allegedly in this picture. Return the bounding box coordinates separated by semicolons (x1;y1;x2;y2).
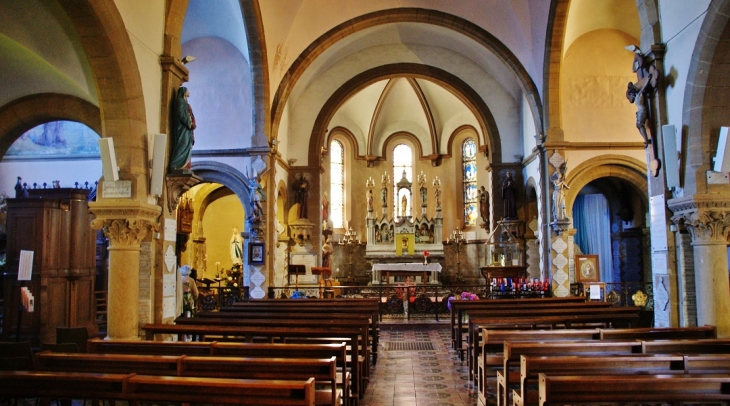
166;171;202;213
668;194;730;244
89;200;162;248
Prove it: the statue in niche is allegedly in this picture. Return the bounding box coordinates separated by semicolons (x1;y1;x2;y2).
551;162;569;221
322;237;333;268
401;194;408;218
501;171;517;220
230;227;243;266
293;173;310;219
169;86;196;171
479;186;490;226
247;170;265;223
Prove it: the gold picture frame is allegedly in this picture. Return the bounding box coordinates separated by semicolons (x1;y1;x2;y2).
575;254;599;282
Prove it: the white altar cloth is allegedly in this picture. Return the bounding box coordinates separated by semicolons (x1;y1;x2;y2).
371;263;442;284
372;263;442;272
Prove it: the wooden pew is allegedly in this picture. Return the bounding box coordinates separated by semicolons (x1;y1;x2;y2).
197;309;379;364
88;337;214;355
515;354;685;406
536;373;730;405
683;354;730;374
642;338;730;354
598;325;717;340
476;328;601;404
468;309;642;382
173;315;370;390
500;337;730;406
496;340;643;406
449;297;589;353
459;302;624;364
222;300;381;361
35;351;340;406
87;338;352;406
514;353;730;406
142;323;367;399
480;326;722;406
0;371;316;406
227;299;380;323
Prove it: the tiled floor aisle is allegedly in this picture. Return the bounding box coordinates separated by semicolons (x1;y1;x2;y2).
361;324;481;406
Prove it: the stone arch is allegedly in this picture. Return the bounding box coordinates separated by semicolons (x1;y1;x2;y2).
543;0;656;138
543;0;570;134
681;0;730;195
58;0;147;186
379;132;425;162
0;94;101;158
325;127;364;159
308;63;501;167
524;176;541;235
564;155;648;223
164;0;268;146
443;125;483;160
276;8;542;158
190;161;251;213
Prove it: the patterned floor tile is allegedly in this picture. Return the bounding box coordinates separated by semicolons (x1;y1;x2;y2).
362;324;484;406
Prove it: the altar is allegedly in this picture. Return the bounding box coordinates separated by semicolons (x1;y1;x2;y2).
371;263;442;285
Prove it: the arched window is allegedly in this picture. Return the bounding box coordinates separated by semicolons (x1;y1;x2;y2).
330;139;345;229
462;138;478;226
393;143;412;220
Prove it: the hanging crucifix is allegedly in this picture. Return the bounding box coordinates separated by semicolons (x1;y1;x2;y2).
625;46;661;177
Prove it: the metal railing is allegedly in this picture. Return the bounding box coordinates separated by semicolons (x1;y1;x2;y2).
195;282;653;321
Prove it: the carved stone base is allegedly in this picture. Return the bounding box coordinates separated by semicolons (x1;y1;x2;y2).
550;219;571;236
165;170;202;213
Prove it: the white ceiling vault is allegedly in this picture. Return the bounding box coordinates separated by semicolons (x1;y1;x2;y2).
272;9;541;166
0;0;641;168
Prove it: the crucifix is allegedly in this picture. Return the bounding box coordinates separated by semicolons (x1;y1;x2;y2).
626;46;661;177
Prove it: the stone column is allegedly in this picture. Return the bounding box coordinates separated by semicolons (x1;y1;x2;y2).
669;195;730;337
90;202;160;340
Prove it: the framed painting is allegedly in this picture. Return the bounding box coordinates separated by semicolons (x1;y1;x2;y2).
575;254;599;283
249;243;265;265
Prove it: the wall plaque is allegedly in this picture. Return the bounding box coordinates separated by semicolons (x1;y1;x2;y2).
102;180;132;198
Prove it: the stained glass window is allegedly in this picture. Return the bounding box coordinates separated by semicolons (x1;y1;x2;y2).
330;139;344;229
393;144;412;220
463;138;478;226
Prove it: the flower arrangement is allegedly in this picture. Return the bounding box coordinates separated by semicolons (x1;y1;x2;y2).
422;250;430;265
290;290;307;299
216;263;242;287
447;291;479;310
